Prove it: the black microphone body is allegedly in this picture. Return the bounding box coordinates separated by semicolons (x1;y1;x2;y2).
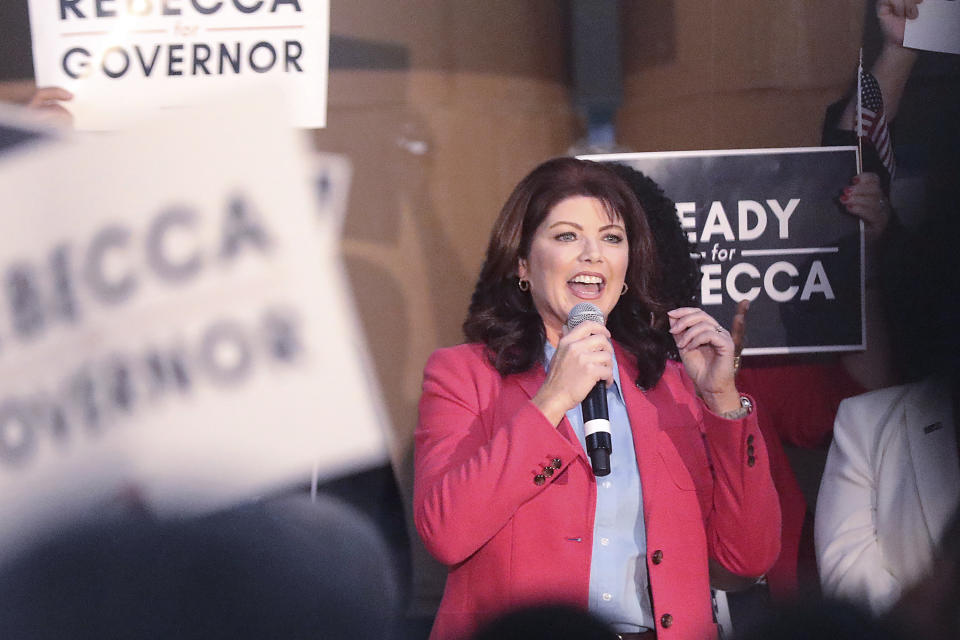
582;380;611;476
567;302;612;477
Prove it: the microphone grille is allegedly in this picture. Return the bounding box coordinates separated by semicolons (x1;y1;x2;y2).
567;302;605;330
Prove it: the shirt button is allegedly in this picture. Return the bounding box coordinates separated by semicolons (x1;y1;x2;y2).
534;474;546;485
602;593;612;601
660;613;673;628
651;549;663;564
602;481;612;489
600;537;609;546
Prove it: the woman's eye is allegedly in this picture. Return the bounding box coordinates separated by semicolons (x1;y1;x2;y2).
605;234;624;244
555;231;577;241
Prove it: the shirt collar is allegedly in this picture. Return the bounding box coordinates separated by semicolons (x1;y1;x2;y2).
543;339;626;405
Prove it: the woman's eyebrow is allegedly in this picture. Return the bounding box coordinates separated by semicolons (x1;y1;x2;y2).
547;220;582;230
600;223;626;232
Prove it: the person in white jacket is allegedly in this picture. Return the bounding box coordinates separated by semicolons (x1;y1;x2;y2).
816;376;959;613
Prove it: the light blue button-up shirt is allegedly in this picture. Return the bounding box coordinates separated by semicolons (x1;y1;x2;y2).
544;342;654;633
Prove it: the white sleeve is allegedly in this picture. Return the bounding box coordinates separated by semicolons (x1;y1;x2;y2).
815;396;902;614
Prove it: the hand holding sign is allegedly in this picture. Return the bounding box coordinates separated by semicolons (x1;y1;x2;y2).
26;87;74;127
903;0;960;55
878;0;924;47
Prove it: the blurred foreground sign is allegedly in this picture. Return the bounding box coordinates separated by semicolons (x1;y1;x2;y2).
0;104;56;155
0;94;386;551
585;148;863;355
27;0;329;129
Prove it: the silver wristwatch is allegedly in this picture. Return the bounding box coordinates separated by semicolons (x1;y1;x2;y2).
720;395;753;420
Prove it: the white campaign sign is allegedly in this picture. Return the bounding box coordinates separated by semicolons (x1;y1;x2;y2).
27;0;329;129
0;93;387;556
904;0;960;55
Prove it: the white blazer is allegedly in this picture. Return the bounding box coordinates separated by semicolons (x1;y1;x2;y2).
815;376;959;614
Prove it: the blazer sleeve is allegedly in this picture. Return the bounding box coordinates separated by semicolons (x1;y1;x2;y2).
698;397;782;578
413;347;581;566
815;394;902;613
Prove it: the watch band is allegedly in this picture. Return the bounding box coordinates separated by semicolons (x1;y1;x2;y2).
720;396;752;420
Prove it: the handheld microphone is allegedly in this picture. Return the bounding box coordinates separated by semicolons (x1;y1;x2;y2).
567;302;611;477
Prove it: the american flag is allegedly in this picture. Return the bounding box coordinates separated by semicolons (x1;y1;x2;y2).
858;69;895;177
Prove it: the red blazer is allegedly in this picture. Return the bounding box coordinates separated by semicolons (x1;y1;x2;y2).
414;342;781;640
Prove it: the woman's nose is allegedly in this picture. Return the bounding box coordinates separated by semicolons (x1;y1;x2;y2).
580;238;603;262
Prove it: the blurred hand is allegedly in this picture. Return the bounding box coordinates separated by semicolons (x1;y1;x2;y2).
532;321;614;426
26;87;74;127
877;0;923;48
840;172;890;244
667;307;739;413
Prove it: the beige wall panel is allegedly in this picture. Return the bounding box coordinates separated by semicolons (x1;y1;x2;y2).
620;0;865;150
618;87;850;151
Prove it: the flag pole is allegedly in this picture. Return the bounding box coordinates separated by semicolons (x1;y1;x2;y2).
856;48;864;175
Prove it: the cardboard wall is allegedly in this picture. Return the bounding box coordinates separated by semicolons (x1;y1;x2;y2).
619;0;866;150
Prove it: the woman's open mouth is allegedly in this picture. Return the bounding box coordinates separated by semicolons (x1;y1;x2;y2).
567;273;605;298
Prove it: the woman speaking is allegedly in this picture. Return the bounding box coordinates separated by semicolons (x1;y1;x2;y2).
414;158;780;640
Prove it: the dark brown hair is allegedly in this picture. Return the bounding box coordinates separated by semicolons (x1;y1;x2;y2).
463;157;676;389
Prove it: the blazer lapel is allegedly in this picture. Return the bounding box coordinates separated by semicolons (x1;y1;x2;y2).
510;363;586;463
613;343;663;503
905;376;960;544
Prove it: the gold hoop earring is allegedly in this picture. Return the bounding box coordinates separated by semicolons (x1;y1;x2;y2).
518;278;529;292
621;282;628;296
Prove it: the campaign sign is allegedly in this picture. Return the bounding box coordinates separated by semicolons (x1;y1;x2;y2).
27;0;329;129
583;148;862;354
904;0;960;55
0;93;387;556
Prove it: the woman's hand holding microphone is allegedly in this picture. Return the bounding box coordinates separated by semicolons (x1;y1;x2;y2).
532;321;614;427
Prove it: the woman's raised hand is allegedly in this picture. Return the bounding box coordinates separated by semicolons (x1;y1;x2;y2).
532;321;614;427
667;307;741;414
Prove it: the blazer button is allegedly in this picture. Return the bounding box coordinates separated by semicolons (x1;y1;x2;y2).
552;458;562;468
747;434;755;445
747;445;755;456
543;466;555;477
534;474;546;486
747;456;756;467
660;613;673;628
651;550;663;565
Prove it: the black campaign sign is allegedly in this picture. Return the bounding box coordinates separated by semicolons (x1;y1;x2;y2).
590;148;862;354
